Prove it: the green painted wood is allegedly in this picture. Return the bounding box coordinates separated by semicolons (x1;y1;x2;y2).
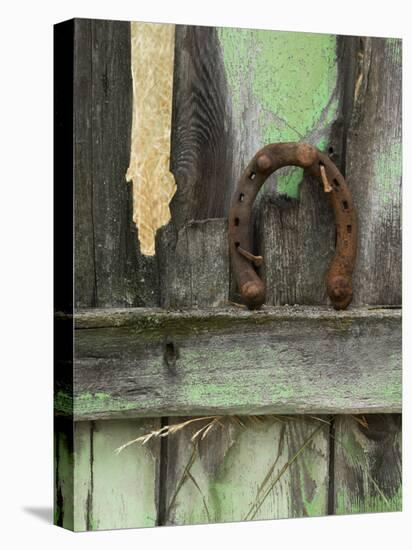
60;21;402;531
217;29;347;196
332;37;402;517
71;419;161;531
163;415;330;525
216;30;358;305
54;420;74;530
333;415;402;514
55;306;401;420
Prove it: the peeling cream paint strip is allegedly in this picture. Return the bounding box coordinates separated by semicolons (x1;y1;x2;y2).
126;22;176;256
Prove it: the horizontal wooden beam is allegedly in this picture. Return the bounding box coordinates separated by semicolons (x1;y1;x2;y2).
55;306;401;420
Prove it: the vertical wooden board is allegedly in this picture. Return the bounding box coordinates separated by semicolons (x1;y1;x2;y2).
74;20;96;308
73;421;92;531
87;419;161;530
169;26;235;231
333;415;402;514
54;420;74;530
156;218;229;308
73;19;159;308
346;38;402;305
216;31;357;305
163;416;329;526
257;183;335;305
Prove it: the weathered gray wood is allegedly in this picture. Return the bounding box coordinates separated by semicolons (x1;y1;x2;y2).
163;415;330;525
71;419;161;531
346;38;402;305
169;26;234;232
255;35;358;306
55;306;401;419
73;19;159;308
156;218;229;308
64;23;402;531
73;20;96;307
257;182;335;305
333;415;402;514
156;26;235;303
332;40;402;518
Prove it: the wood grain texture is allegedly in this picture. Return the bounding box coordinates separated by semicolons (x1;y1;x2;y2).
73;20;96;307
169;26;234;231
72;419;161;531
55;306;401;419
65;23;402;530
163;416;329;525
73;19;159;308
156;218;229;308
54;418;74;530
333;415;402;514
252;35;358;306
346;38;402;305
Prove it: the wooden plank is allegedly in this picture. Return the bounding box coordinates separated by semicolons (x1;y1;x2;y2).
71;419;161;531
331;38;402;519
156;219;229;308
163;415;330;525
73;19;159;308
73;421;92;531
54;418;74;530
169;26;234;231
346;38;402;305
55;306;401;419
73;20;96;307
333;415;402;514
216;31;358;305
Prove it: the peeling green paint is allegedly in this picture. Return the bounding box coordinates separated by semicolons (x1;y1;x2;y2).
167;418;329;525
276;167;303;198
217;28;339;197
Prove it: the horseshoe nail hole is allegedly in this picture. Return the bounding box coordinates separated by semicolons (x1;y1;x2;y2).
249;172;256;180
333;178;340;189
328;146;334;154
234;217;240;226
342;200;349;210
235;241;240;248
239;193;245;202
347;225;352;234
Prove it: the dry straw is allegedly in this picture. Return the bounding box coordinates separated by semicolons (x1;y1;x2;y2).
115;414;381;523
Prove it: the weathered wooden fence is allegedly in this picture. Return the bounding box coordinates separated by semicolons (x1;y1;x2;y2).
54;19;402;531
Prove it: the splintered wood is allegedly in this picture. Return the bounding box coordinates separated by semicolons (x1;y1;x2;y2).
126;22;176;256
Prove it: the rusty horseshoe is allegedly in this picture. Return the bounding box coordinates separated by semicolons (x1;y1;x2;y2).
228;142;357;310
